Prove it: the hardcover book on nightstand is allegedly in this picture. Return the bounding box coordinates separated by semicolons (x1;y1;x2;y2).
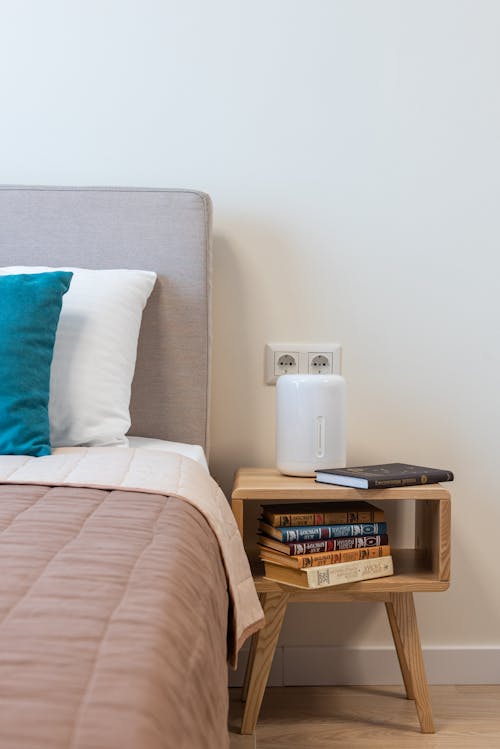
315;463;454;489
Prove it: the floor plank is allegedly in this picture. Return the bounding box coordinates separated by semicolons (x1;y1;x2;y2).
229;685;500;748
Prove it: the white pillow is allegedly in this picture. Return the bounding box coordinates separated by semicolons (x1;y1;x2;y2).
0;267;156;447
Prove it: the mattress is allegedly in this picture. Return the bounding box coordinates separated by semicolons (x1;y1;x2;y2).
125;436;208;469
0;447;263;749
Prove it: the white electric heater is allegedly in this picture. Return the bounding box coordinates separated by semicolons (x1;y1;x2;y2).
276;374;346;477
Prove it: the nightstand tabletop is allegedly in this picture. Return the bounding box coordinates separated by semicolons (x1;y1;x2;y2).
232;466;451;501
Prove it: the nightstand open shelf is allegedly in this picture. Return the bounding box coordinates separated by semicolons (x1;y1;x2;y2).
231;467;451;736
250;547;448;596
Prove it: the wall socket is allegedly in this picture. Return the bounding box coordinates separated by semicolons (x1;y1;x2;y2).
265;343;342;385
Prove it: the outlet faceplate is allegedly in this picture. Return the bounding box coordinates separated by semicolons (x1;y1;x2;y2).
265;343;342;385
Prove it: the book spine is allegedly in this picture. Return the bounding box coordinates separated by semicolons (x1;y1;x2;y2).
281;522;387;542
294;545;390;568
267;511;326;527
287;534;389;554
369;472;452;488
305;555;394;588
266;509;384;527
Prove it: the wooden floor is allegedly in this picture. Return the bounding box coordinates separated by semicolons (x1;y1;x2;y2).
229;685;500;748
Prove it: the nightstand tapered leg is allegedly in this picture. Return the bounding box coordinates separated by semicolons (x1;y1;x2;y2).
388;592;435;733
241;632;257;702
385;600;415;700
241;591;289;735
241;595;264;702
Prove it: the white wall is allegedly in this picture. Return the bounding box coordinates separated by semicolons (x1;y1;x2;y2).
2;1;500;679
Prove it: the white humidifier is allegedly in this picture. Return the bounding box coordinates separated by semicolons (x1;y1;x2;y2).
276;374;346;477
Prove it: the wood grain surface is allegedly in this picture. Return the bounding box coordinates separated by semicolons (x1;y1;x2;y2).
232;467;452;738
241;592;290;734
229;685;500;748
232;468;452;501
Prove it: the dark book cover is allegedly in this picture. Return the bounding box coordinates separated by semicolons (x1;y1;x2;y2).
257;533;389;555
259;519;387;542
315;462;454;489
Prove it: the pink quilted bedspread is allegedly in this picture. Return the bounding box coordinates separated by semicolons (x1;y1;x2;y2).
0;449;263;749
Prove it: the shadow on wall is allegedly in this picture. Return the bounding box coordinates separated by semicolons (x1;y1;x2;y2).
208;221;307;495
209;232;257;493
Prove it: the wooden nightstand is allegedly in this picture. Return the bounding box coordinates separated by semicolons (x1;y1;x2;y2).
231;467;451;736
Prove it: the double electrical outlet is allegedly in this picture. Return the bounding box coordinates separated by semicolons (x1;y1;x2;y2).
265;343;342;385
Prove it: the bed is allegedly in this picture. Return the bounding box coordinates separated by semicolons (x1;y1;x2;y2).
0;186;263;749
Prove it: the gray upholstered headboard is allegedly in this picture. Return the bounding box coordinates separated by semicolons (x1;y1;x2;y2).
0;186;212;450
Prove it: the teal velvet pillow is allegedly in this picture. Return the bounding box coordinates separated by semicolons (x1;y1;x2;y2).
0;271;73;457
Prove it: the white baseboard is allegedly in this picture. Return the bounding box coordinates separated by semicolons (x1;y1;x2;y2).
229;646;500;687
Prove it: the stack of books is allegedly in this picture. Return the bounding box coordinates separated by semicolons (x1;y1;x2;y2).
258;501;393;588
